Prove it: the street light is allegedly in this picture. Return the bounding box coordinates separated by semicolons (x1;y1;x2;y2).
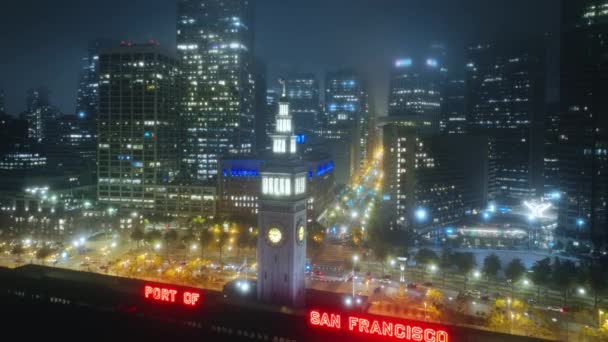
415;208;428;222
352;255;359;298
577;287;586;295
600;309;604;328
424;301;428;321
507;297;512;334
154;243;162;251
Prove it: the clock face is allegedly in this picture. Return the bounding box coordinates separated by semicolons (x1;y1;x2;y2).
297;225;305;244
267;227;283;246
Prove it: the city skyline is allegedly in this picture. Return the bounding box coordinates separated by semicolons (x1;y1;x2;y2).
0;1;606;341
0;0;559;116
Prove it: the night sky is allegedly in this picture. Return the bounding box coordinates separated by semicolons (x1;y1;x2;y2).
0;0;559;115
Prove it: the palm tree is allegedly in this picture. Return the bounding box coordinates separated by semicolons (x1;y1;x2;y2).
414;248;439;281
130;228;145;248
199;228;213;258
530;258;551;304
35;246;53;265
585;260;608;308
11;243;25;260
454;252;476;291
551;258;578;306
439;247;453;287
216;228;229;265
145;230;162;249
482;253;502;288
504;258;526;297
164;230;178;257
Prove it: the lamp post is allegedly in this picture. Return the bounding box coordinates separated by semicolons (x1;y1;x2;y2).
352;255;359;299
507;297;512;334
600;309;604;329
424;301;428;321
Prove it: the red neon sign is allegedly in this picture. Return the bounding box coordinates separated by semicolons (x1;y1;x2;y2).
144;285;201;307
309;310;449;342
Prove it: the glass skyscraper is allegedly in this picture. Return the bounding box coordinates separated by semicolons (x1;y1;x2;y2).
285;73;320;133
97;43;180;210
323;69;367;184
466;41;545;204
558;0;608;245
389;56;445;135
177;0;255;182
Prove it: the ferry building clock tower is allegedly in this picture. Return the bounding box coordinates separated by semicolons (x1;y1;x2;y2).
257;79;307;307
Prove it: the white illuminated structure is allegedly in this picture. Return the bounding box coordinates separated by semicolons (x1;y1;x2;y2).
523;200;552;219
257;79;308;308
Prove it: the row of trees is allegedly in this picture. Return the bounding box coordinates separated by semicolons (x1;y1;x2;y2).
129;216;258;264
411;247;608;308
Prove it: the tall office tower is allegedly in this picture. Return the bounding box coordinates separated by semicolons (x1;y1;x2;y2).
177;0;255;182
325;69;363;125
286;73;320;133
442;79;467;134
254;59;268;151
265;87;279;143
76;40;116;120
323;69;365;184
544;102;560;198
380;117;488;231
0;88;5;114
558;0;608;245
389;57;445;135
466;41;545;204
359;85;370;166
23;87;55;143
97;43;180;211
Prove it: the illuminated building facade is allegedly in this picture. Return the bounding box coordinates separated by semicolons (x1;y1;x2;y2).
322;69;368;184
442;79;467;135
389;57;445;135
466;41;545;204
218;154;334;220
177;0;256;182
97;43;184;213
381;118;488;232
22;87;56;143
543;102;560;198
558;0;608;244
265;86;280;145
286;73;320;133
257;81;307;307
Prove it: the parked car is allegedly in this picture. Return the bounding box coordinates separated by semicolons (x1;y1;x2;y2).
422;282;433;287
406;283;418;289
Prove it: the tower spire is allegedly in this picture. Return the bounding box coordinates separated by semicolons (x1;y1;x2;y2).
271;78;297;156
279;77;287;98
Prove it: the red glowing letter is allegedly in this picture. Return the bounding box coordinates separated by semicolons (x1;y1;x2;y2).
395;324;406;339
183;291;200;306
358;318;370;333
144;286;153;298
310;311;320;325
382;322;393;337
437;330;449;342
424;329;436;342
349;317;358;331
412;327;423;341
369;320;382;335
